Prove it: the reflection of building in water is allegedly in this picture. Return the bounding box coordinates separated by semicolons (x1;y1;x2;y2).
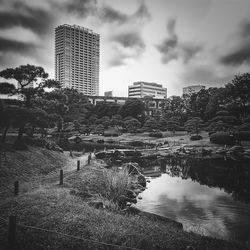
163;157;250;203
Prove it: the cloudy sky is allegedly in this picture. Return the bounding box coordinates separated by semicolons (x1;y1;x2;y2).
1;0;250;96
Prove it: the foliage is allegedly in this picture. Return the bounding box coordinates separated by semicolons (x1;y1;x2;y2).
0;64;49;88
239;131;250;141
149;131;163;138
210;132;235;145
94;102;121;118
190;135;203;141
142;117;159;132
209;115;239;125
119;99;145;119
207;121;234;132
225;73;250;120
184;117;203;134
0;82;15;94
238;123;250;131
91;124;105;134
123;118;141;133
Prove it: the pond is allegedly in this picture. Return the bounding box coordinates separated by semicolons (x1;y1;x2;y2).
136;157;250;246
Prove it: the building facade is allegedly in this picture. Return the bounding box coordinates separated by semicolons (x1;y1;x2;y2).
55;24;100;95
128;81;167;99
86;95;164;115
183;85;205;95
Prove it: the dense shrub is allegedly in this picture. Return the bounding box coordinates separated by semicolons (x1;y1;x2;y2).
190;135;202;141
238;123;250;131
129;140;144;147
210;132;235;145
149;132;163;138
208;131;216;136
239;131;250;141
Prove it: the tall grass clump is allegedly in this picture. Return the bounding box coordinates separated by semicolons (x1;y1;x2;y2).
102;168;131;203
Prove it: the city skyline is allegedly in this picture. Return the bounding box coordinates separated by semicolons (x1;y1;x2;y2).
0;0;250;96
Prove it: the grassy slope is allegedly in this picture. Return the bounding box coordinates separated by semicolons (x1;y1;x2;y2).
0;146;243;250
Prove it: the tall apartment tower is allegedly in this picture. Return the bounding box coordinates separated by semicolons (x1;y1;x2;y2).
55;24;100;95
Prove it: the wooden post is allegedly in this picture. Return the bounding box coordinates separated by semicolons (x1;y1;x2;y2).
59;170;63;185
14;181;19;196
8;216;16;249
77;160;80;171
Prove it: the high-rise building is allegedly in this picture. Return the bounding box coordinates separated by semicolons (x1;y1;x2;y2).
55;24;100;95
128;81;167;99
183;85;205;95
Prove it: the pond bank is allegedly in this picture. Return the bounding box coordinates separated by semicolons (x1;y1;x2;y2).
0;146;244;249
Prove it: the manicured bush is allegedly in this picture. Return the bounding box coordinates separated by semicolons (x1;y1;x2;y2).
149;132;163;138
208;131;216;136
210;132;235;145
239;131;250;141
129;140;144;147
238;123;250;131
190;135;202;141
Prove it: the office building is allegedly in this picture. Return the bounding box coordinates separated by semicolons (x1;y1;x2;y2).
55;24;100;95
128;81;167;99
183;85;205;95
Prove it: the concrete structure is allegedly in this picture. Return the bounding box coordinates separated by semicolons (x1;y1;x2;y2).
128;82;167;99
86;95;164;115
183;85;205;95
55;24;100;95
0;93;25;101
104;91;113;97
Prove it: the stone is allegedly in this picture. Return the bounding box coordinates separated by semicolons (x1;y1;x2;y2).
137;174;147;187
126;189;137;199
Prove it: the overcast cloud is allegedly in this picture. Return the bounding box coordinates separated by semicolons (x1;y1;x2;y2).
0;0;250;96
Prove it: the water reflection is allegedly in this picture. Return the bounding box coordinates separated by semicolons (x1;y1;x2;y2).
137;157;250;245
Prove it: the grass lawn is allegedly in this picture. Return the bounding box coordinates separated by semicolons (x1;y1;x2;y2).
0;146;243;249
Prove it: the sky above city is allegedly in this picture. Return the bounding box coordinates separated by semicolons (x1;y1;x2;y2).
0;0;250;96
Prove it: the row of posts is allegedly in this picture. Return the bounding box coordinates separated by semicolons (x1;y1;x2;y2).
11;155;92;196
6;156;92;248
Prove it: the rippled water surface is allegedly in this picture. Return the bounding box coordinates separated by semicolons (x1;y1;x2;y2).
136;158;250;245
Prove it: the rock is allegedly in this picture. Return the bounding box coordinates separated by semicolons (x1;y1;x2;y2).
88;201;105;209
137;174;147;187
126;189;137;199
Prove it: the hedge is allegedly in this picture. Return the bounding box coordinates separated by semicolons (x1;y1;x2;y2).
210;132;235;145
149;132;163;138
239;131;250;141
190;135;203;141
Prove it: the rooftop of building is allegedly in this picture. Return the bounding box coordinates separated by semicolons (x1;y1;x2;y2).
55;24;99;36
131;81;165;88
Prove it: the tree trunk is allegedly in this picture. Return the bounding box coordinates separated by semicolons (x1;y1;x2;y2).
14;125;25;145
1;124;10;144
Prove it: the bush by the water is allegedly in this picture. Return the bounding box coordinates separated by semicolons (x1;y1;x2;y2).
22;137;63;152
210;132;235;145
149;132;163;138
129;140;144;147
190;134;203;141
239;131;250;141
